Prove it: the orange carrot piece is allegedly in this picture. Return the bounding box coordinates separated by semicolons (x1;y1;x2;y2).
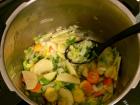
31;83;42;93
80;80;93;95
103;78;112;86
87;71;99;84
34;44;42;52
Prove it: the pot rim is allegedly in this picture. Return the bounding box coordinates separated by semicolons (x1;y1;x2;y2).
0;0;140;105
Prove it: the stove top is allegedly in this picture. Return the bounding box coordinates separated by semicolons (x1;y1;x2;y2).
0;0;140;105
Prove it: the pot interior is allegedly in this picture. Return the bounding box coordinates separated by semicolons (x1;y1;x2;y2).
3;0;140;104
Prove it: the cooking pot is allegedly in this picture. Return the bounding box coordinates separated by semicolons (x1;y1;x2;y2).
0;0;140;105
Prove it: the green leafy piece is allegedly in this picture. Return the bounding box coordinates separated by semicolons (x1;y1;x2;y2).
52;55;60;70
65;83;75;91
66;36;76;45
54;81;64;90
39;77;50;85
23;60;32;70
28;92;45;105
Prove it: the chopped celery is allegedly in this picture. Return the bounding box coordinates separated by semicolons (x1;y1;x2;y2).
39;77;50;85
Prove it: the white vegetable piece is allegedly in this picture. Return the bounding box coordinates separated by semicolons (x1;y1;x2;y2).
59;88;74;105
43;72;57;81
66;61;77;76
31;59;53;75
22;71;38;90
56;73;80;84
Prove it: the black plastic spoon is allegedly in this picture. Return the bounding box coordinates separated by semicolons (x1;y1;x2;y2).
65;22;140;64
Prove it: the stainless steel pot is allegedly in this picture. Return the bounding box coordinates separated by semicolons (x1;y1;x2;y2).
0;0;140;105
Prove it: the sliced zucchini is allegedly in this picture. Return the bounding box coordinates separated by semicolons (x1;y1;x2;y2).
56;73;80;84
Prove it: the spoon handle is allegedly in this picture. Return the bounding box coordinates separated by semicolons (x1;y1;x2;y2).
102;22;140;48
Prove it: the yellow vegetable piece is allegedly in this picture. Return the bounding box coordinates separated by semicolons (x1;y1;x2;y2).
34;44;42;52
72;87;85;103
59;88;74;105
44;87;58;102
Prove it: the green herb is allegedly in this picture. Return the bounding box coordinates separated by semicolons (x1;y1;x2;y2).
28;92;45;105
54;81;64;90
66;36;76;45
52;55;59;70
39;78;50;85
65;83;75;91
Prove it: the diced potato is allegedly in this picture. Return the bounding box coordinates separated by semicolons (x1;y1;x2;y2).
72;87;85;103
31;59;53;75
59;88;74;105
22;71;38;90
43;72;57;81
65;61;77;76
44;87;58;102
56;73;80;84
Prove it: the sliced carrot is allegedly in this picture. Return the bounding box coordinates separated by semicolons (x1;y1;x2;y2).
87;71;99;84
31;83;42;93
80;80;93;95
34;44;42;52
103;78;112;86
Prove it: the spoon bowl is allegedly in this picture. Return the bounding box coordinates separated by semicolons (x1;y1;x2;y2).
65;22;140;64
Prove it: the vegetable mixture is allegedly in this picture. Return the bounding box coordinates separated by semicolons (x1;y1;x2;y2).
22;26;121;105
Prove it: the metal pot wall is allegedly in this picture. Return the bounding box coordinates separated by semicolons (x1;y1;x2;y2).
0;0;140;105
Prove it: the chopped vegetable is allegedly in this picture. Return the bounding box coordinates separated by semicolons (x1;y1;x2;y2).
65;83;75;91
66;61;77;76
66;36;76;45
22;71;38;90
31;59;53;75
54;81;64;90
103;78;113;86
72;87;85;103
34;44;43;52
81;64;89;77
87;71;99;84
43;71;57;81
52;55;59;70
59;88;74;105
56;73;80;84
39;77;50;85
31;83;42;93
44;87;58;102
80;80;93;95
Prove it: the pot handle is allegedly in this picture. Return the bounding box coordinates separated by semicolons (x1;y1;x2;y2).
119;0;139;16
